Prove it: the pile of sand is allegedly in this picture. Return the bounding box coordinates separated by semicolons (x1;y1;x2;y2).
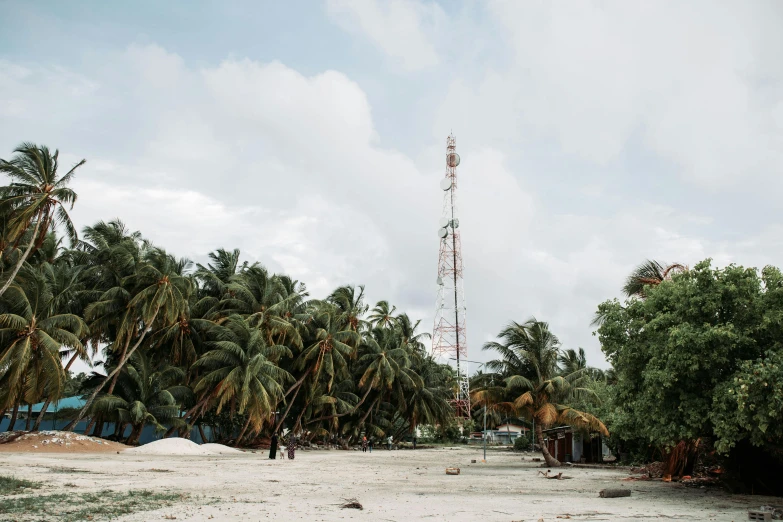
202;443;244;455
0;430;127;453
124;438;244;456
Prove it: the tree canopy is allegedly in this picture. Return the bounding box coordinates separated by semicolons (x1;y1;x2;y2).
596;259;783;456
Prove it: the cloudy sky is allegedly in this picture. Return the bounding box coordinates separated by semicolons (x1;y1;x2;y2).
1;0;782;371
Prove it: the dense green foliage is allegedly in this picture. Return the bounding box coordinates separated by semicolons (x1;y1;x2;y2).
0;143;456;445
596;260;783;457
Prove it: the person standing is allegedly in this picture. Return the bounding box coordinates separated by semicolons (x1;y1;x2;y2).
387;435;393;450
269;432;279;460
287;433;297;460
413;436;417;450
362;436;368;453
368;438;374;453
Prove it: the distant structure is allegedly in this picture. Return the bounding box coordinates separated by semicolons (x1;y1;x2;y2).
433;134;470;419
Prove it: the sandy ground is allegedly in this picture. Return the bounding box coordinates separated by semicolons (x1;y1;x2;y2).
0;430;127;453
0;446;778;521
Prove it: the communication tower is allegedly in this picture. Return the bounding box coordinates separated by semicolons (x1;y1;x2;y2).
433;134;470;418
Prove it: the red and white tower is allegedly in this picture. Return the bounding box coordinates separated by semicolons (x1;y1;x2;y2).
433;134;470;419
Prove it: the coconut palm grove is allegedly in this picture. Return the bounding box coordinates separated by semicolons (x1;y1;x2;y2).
1;143;781;497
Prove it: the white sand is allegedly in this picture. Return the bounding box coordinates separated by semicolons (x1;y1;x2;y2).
123;438;215;456
123;438;244;456
201;443;243;454
0;447;775;521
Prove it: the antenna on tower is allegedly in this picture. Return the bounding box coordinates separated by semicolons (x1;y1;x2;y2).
433;133;470;420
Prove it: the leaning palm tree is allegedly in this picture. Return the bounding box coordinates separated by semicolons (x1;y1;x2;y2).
65;251;193;430
622;259;686;298
592;259;688;327
484;318;607;467
0;143;85;297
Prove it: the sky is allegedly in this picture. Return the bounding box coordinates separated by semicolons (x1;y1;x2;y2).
1;0;782;373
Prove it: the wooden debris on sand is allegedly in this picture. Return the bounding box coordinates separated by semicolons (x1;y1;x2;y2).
341;499;363;510
599;489;631;498
538;470;572;480
445;467;460;475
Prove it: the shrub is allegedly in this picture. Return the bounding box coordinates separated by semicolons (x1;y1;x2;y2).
514;434;531;451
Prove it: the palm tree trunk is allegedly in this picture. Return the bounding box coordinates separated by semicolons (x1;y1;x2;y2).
357;396;381;428
198;424;208;444
64;328;150;432
293;400;309;433
127;423;143;445
535;422;561;467
6;403;20;431
305;386;374;426
32;398;52;431
235;416;252;447
32;353;80;433
83;417;96;435
107;337;131;394
275;384;302;433
0;218;41;298
284;370;310;398
25;404;32;431
165;397;210;438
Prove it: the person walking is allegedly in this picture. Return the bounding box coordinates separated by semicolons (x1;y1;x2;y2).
368;438;374;453
287;433;297;460
269;432;279;460
362;436;368;453
387;435;393;450
413;436;417;450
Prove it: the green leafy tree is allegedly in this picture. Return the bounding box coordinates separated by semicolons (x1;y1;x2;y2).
596;260;783;467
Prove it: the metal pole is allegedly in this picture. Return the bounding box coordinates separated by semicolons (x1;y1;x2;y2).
483;404;487;461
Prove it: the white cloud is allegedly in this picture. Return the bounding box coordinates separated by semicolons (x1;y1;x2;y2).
325;0;443;71
455;0;783;187
3;0;783;373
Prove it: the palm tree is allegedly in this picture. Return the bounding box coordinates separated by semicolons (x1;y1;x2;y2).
353;326;421;427
558;348;587;375
328;285;368;332
194;248;251;299
91;349;190;444
592;259;688;327
484;318;607;467
0;270;88;430
65;251;193;430
400;355;452;437
622;259;686;298
368;300;396;328
192;315;292;445
0;143;84;297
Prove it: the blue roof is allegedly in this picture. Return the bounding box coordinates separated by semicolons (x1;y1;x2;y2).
28;396;86;413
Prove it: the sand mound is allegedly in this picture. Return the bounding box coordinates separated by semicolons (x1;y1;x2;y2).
0;430;127;453
124;438;215;456
202;443;244;454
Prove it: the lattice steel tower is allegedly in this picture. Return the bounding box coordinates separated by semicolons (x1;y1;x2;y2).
433;133;470;419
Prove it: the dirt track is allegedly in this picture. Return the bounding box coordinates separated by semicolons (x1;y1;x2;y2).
0;446;777;521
